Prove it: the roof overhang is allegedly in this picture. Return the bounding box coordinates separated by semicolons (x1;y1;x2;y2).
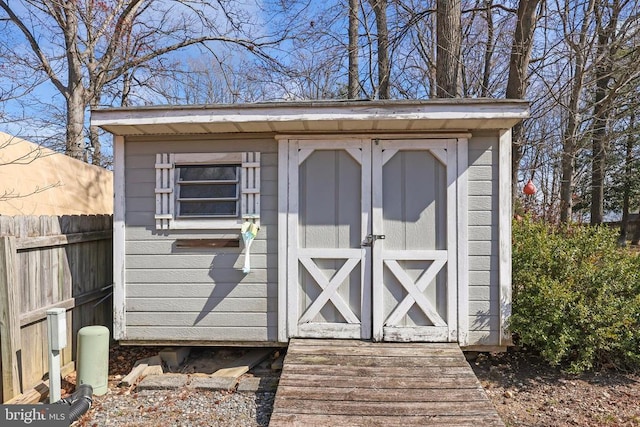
91;99;530;137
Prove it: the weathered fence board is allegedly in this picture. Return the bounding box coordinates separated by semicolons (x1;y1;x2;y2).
0;236;21;401
0;215;112;402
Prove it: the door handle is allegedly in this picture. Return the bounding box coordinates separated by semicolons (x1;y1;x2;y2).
361;234;385;247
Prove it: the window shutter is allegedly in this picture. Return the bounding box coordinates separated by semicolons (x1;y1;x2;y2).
241;152;260;220
155;153;174;230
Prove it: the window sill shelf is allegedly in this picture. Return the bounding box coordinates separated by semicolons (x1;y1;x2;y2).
169;219;243;230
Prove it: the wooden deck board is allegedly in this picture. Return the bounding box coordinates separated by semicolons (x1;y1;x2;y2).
281;364;476;377
278;374;482;389
269;413;505;427
290;345;464;357
275;386;489;402
270;339;504;426
285;354;467;367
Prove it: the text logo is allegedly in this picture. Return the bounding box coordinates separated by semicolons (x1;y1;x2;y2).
1;405;69;427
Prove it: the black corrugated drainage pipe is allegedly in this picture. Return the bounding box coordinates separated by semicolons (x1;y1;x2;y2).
54;383;93;422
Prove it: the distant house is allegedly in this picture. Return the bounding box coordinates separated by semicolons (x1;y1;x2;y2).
93;100;529;350
0;132;113;215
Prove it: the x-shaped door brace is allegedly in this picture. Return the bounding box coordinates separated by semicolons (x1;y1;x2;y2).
384;258;447;327
298;257;361;324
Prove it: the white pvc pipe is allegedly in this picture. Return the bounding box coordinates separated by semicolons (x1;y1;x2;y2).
47;308;67;403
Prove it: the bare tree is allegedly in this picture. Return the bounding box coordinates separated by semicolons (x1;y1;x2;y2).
349;0;361;99
618;114;636;243
587;0;640;224
633;209;640;245
0;0;279;165
369;0;391;98
590;0;620;225
436;0;462;97
506;0;541;197
144;56;266;105
481;0;495;97
559;0;597;223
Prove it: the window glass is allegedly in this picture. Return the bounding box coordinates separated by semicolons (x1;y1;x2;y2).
180;184;237;199
179;166;237;181
176;164;239;217
179;201;237;216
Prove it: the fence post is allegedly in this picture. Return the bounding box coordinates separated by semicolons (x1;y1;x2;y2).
0;236;21;402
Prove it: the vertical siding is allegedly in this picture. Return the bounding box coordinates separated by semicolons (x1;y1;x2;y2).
123;136;278;342
467;132;500;346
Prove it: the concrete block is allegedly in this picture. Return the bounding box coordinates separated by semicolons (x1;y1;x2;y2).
159;347;191;369
237;377;279;392
135;355;162;367
142;364;164;377
188;376;238;391
137;374;187;390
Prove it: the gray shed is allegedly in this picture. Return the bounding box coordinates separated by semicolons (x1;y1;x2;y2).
92;99;529;350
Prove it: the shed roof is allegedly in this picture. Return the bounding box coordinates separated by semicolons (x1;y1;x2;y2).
91;99;529;136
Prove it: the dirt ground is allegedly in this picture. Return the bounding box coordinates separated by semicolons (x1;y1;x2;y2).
69;345;640;426
470;350;640;426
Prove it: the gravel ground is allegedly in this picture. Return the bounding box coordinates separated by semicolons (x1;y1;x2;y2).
77;388;275;427
65;344;640;427
70;345;279;427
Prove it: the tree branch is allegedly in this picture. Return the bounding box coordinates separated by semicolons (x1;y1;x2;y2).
0;0;68;96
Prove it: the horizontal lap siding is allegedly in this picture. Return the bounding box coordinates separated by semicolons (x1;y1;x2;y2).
124;136;278;342
467;133;500;344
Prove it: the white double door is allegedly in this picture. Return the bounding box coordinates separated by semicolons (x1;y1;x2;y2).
287;138;458;342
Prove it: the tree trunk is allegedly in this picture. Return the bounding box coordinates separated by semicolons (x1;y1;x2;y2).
619;119;633;244
559;0;595;223
506;0;540;199
559;61;586;224
122;71;133;107
559;137;575;224
88;125;101;166
481;0;494;98
589;6;616;226
590;109;607;226
87;96;102;166
66;91;85;160
348;0;360;99
62;0;86;161
369;0;390;99
436;0;461;97
632;207;640;245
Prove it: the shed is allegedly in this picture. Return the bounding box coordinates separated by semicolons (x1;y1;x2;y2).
92;99;529;350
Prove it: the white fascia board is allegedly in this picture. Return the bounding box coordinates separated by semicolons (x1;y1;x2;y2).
91;102;530;130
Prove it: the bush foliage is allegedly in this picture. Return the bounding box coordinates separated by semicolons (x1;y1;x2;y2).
511;217;640;372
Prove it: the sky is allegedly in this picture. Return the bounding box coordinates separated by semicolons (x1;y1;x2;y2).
0;0;270;152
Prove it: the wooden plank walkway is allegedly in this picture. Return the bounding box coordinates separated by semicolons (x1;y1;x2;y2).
270;339;504;426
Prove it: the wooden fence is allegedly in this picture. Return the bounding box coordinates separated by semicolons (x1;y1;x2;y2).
0;215;113;402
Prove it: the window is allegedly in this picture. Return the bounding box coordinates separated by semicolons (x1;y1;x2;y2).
155;152;260;230
176;165;240;218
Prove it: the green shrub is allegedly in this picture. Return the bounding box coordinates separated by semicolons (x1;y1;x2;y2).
511;217;640;372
